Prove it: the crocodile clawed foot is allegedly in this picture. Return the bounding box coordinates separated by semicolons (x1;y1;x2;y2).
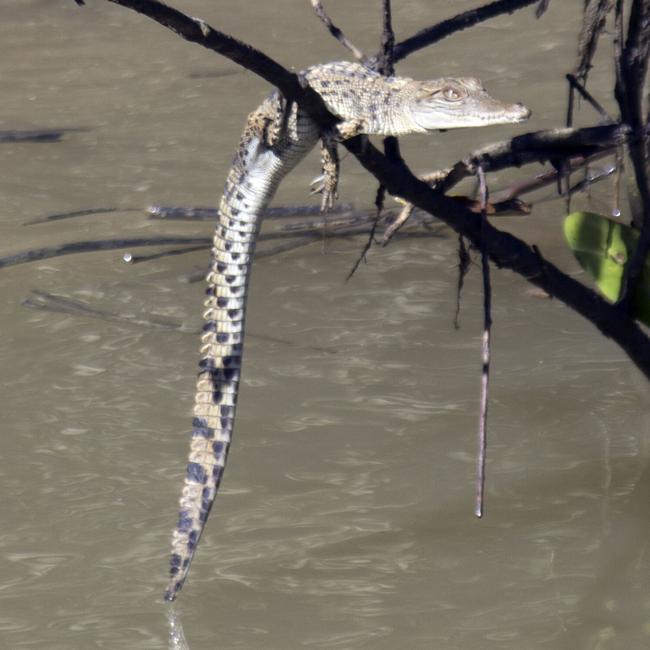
311;176;339;212
309;174;338;212
320;186;338;212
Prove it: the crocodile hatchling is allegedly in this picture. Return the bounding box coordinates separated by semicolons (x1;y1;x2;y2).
165;60;530;601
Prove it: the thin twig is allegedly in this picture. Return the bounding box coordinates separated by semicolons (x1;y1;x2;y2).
392;0;542;63
612;146;624;217
309;1;367;61
491;150;615;203
475;165;492;519
566;73;614;122
389;126;627;223
345;185;384;282
430;125;628;197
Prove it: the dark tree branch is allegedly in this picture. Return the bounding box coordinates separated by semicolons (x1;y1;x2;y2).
491;151;616;203
614;0;650;308
566;73;614;122
382;95;624;246
376;0;396;75
373;0;401;265
392;0;543;63
431;124;628;195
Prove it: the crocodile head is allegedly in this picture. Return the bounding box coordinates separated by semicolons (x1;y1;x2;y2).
407;77;530;131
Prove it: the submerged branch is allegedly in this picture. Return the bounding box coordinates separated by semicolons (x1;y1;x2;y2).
145;203;355;221
0;128;88;143
0;236;210;268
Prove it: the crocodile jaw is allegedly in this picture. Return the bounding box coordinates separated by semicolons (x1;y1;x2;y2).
407;77;531;131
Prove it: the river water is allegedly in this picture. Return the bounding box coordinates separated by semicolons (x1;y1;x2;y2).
1;1;648;648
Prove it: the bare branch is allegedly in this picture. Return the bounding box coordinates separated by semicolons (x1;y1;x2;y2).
345;184;384;282
614;0;650;309
392;0;542;63
376;0;396;75
566;73;614;122
475;165;491;520
309;1;367;62
491;152;615;203
423;124;628;197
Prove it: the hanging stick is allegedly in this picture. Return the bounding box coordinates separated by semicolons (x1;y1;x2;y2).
475;165;492;519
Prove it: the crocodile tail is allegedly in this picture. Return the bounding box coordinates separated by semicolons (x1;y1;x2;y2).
164;94;317;600
165;172;259;601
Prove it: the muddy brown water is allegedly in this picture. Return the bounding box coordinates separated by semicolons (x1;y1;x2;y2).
1;1;649;648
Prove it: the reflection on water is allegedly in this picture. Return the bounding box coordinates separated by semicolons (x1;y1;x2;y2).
167;607;190;650
1;0;649;648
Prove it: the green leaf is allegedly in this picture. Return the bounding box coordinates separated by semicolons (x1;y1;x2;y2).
563;211;650;325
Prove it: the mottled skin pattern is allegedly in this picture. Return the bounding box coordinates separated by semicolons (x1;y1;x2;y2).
165;61;529;601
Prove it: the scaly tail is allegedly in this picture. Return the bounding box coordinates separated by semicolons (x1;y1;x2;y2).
164;132;270;600
165;207;251;600
165;92;319;601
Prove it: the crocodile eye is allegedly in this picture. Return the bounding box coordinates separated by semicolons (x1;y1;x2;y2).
441;86;464;101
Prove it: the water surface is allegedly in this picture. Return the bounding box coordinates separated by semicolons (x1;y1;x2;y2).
1;1;648;648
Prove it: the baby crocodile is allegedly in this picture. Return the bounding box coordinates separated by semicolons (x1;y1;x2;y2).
165;61;529;601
